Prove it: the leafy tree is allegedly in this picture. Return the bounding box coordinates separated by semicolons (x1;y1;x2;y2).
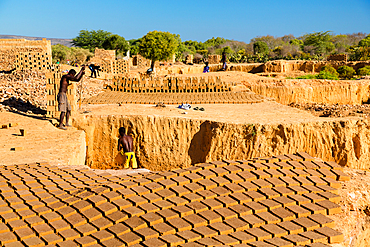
303;31;335;58
290;39;303;46
359;34;370;47
139;31;178;69
253;41;269;55
102;34;130;55
52;45;92;64
337;65;356;79
357;66;370;76
52;44;70;63
72;30;112;52
129;38;142;55
317;65;339;80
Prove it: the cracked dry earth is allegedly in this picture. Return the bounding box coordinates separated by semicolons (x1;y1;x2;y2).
0;152;350;247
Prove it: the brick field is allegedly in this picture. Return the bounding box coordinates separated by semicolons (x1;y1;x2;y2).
0;152;348;246
83;91;265;105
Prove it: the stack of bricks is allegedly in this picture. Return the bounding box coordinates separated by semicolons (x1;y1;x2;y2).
101;59;130;75
0;38;53;71
108;75;230;93
0;152;347;246
46;72;77;118
132;55;151;69
185;55;193;64
208;55;221;64
327;54;347;62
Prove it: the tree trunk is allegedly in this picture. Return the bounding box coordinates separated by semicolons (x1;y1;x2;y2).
151;60;155;70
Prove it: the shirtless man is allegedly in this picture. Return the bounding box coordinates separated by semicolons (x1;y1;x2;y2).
118;127;137;169
58;66;85;130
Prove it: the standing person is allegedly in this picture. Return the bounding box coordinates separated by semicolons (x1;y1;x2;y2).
57;66;85;130
221;51;227;71
118;127;138;169
88;64;96;78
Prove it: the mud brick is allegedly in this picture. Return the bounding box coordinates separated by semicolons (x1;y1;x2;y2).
308;214;335;228
157;209;178;221
82;207;102;221
170;185;190;197
111;199;132;211
305;169;323;177
119;180;137;189
230;192;252;204
317;169;337;179
50;219;72;232
263;161;280;168
198;210;222;224
277;221;303;235
158;179;177;189
262;224;288;238
172;205;193;217
309;161;330;170
156;189;177;200
273;161;292;169
224;173;244;183
283;234;311;246
299;230;327;243
317;192;340;204
258;188;280;199
249;162;268;170
187;166;203;173
184;173;202;183
42;211;63;224
246;227;272;241
257;211;281;224
317;185;338;194
236;163;254;171
279;169;297;177
320;177;341;189
264;237;293;247
75;223;97;236
288;186;310;195
331;169;350;181
184;183;203;193
144;182;163;193
22;237;45;247
251;179;272;189
153;200;173;210
127;195;148;206
307;176;327;186
171;176;190;186
135;227;160;240
213;234;239;245
177;230;202;242
0;212;20;223
41;233;63;245
75;191;94;200
48;201;66;211
59;228;80;241
294;176;314;185
249;241;277;247
91;229;115;242
292;169;311;177
252;170;272;180
293;217;320;231
124;206;146;217
72;201;92;212
301;203;327;215
264;178;284;188
285;153;304;161
197;190;216;200
140;213;162;227
273;187;295;197
287;205;312;217
229;204;252;217
279;177;299;187
287;194;309;205
152;222;175;236
197;179;217;189
211;177;230;187
168;218;192;231
74;236;98;246
223;164;243;173
265;169;284;178
140;203;160;213
238;171;257;181
33;223;54;236
7;197;24;206
18;209;38;219
270;207;296;222
316;200;342;215
0;206;14;215
303;193;325;203
182;214;206;228
204;198;226;210
66;213;87;228
306;243;332;247
146;174;164;183
160;234;186;246
142;238;167;247
56;240;78;247
196;237;221;246
244;201;267;213
102;191;122;202
159;171;177;179
300;161;319;170
259;199;281;210
142;193;162;204
117;188;136;198
296;152;316;161
106;211;128;224
315;226;343;244
216;195;238;207
245;191;266;201
209;222;233;235
14;226;35;240
215;207;238;220
181;193;201;202
25;216;44;227
197;169;216;179
186;201;208;213
324;161;343;170
211;167;230;177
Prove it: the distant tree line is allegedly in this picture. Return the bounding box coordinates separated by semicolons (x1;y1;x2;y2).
52;30;370;65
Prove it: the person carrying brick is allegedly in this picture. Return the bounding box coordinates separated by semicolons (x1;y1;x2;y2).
57;66;85;130
118;127;138;169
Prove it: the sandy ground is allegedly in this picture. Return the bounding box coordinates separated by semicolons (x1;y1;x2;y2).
0;112;85;166
78;101;359;125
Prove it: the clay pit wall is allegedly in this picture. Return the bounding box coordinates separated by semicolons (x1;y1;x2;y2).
245;79;370;105
73;115;370;171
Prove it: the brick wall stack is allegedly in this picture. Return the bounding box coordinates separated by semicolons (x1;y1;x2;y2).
0;38;52;71
185;54;193;64
46;72;77;118
208;55;220;64
94;48;116;60
132;55;151;68
327;54;347;62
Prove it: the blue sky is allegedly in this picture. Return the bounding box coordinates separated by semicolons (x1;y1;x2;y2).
0;0;369;43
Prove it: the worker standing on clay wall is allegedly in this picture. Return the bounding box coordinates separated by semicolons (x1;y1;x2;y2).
57;66;85;130
118;127;138;169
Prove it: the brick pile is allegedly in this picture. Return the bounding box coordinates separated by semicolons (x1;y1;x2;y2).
132;55;151;69
208;55;221;64
0;152;347;246
327;54;347;62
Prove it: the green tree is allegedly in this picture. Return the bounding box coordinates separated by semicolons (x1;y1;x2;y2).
72;30;112;52
52;44;70;63
303;31;335;58
139;31;179;69
253;41;269;55
357;66;370;76
101;34;130;55
129;38;142;55
337;65;356;79
359;34;370;47
317;65;339;80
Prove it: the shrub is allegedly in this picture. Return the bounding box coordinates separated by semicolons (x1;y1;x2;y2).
357;66;370;76
337;65;356;79
316;64;339;79
295;74;317;79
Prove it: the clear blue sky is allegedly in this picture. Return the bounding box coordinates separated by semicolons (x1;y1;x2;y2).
0;0;369;43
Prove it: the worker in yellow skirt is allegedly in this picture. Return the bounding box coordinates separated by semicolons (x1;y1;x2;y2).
118;127;137;169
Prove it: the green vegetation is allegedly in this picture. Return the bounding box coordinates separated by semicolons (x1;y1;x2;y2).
337;65;356;79
138;31;179;69
51;44;93;64
357;66;370;76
